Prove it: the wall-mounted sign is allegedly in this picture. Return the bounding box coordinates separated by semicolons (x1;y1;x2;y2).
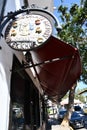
5;14;52;51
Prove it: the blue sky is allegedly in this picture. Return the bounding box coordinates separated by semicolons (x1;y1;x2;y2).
53;0;87;93
54;0;80;7
77;81;87;89
53;0;80;18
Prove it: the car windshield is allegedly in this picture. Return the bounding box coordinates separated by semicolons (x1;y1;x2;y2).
74;106;81;111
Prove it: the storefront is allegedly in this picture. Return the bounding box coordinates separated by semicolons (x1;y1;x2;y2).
9;55;42;130
0;0;81;130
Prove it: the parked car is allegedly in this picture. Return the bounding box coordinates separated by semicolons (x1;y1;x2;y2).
57;110;67;122
58;106;85;129
74;105;84;114
70;111;85;129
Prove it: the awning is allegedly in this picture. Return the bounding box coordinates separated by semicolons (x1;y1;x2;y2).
30;36;81;102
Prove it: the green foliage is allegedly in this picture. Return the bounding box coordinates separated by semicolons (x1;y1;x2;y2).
75;88;85;102
57;0;87;84
62;89;85;103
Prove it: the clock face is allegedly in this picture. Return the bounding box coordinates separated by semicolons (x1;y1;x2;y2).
5;14;52;51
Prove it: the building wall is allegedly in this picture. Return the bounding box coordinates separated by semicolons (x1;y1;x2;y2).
0;38;43;129
0;29;42;130
0;0;54;129
0;1;42;130
0;33;27;130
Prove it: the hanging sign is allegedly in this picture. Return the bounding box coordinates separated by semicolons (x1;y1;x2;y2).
5;14;52;51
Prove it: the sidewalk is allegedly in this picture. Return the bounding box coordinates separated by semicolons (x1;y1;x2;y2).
52;125;72;130
52;125;60;130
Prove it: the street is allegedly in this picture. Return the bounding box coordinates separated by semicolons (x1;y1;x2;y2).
52;125;87;130
51;114;87;130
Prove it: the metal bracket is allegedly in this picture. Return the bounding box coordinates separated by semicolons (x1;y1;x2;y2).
11;55;73;72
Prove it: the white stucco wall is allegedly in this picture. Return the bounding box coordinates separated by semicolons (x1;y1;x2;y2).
0;1;23;129
0;1;42;129
0;32;43;130
0;39;43;130
0;0;22;128
0;34;42;130
0;42;26;129
0;38;25;130
0;38;13;130
0;0;53;129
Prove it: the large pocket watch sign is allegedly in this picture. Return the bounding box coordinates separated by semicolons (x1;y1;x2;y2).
5;14;52;51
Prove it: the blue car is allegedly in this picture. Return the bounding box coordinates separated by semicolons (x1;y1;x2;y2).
58;106;85;129
70;111;85;129
57;110;67;122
